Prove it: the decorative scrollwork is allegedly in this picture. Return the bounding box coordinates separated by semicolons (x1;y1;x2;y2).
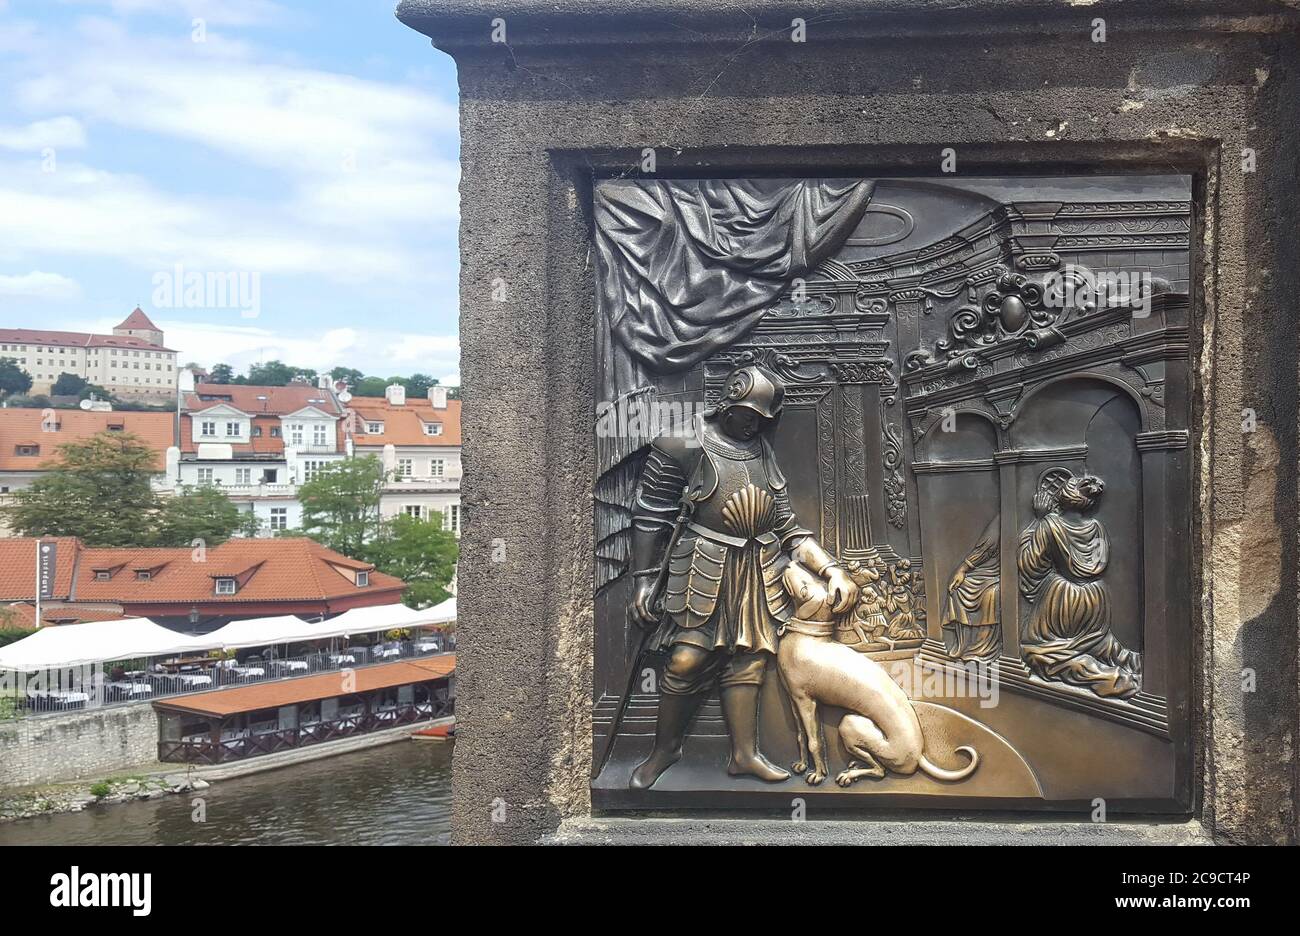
882;417;906;529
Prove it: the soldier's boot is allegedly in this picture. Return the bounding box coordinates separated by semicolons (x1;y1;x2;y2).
629;692;698;790
721;684;790;782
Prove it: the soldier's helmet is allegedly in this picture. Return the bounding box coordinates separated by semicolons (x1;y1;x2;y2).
718;364;785;419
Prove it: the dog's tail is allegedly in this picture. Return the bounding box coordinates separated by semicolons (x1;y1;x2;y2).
918;746;979;782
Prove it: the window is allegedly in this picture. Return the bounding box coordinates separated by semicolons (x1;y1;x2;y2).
94;570;112;581
15;444;39;457
357;571;369;587
269;507;288;530
270;427;281;437
197;468;215;484
430;459;445;479
235;468;252;485
135;570;152;581
226;422;240;437
313;423;328;446
288;423;304;445
302;460;326;482
403;504;424;519
397;458;413;478
444;504;461;535
423;422;443;436
252;426;262;437
200;421;216;437
366;421;383;434
215;578;237;595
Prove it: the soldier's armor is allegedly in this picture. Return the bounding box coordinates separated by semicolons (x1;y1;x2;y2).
633;416;812;656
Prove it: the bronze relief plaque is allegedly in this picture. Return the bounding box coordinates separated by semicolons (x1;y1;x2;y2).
591;175;1193;813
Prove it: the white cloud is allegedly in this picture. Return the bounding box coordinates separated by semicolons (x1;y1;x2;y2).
1;12;459;283
0;270;82;300
0;116;86;151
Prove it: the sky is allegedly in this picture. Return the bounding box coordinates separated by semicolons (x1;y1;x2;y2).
0;0;462;384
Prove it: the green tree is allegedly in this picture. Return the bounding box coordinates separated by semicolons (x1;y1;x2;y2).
51;372;89;396
153;486;245;547
6;433;159;545
78;383;112;402
363;514;458;609
209;363;235;384
0;358;32;398
298;455;387;555
330;366;364;387
246;360;297;386
353;376;389;397
403;373;438;399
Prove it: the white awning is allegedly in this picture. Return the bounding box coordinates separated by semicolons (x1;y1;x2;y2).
312;599;455;639
0;602;456;672
198;615;317;651
0;618;213;673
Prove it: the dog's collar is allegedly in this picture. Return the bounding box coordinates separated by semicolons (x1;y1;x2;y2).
779;617;835;638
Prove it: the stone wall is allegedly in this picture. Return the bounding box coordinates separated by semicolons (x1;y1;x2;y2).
0;705;160;788
397;0;1300;844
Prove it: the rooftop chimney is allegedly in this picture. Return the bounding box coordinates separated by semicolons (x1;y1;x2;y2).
429;386;448;409
385;383;406;406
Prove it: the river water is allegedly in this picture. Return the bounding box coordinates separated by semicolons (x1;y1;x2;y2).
0;740;453;846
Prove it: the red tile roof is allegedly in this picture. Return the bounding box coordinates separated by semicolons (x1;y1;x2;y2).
0;328;172;352
184;384;343;417
0;409;174;470
0;537;80;600
347;396;461;447
154;655;455;717
0;603;131;631
0;537;405;606
115;307;160;331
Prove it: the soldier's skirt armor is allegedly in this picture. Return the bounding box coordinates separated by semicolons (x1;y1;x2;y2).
651;427;805;693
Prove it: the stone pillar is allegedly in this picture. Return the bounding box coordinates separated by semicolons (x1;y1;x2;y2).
397;0;1300;845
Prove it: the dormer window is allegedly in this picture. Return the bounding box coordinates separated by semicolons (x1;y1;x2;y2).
136;570;152;581
94;570;112;581
201;421;216;437
215;578;237;595
15;444;39;457
366;421;383;434
422;422;443;437
357;571;369;587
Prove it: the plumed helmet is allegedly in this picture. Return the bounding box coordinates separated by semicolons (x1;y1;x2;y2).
719;364;785;419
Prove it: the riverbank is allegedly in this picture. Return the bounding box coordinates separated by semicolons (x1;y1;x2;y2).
0;716;453;826
0;737;454;845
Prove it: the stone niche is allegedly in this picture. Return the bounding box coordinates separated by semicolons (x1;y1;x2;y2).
397;0;1300;844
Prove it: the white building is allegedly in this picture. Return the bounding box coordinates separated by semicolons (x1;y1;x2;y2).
0;308;178;404
345;384;462;536
167;376;347;533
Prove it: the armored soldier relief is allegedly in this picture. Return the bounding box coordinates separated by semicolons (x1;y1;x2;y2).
592;176;1193;812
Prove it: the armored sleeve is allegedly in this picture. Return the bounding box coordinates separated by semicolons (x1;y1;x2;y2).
772;486;813;548
632;445;688;532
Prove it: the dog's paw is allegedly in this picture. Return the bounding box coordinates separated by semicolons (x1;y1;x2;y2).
805;770;825;786
791;759;807;775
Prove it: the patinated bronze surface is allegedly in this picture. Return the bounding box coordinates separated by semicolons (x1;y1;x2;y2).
592;175;1193;813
